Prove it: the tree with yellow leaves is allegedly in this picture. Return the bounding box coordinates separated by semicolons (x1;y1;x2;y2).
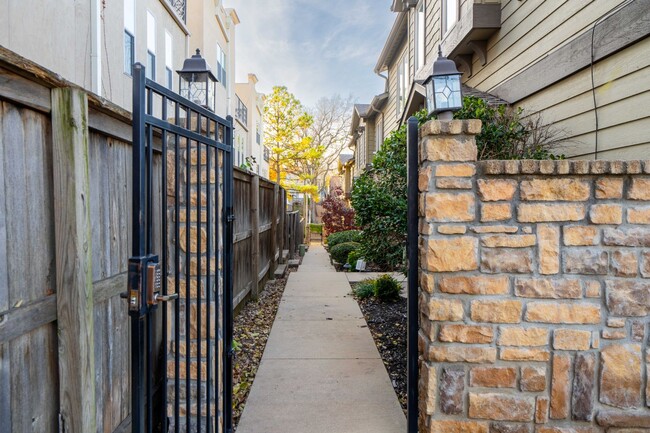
263;86;323;201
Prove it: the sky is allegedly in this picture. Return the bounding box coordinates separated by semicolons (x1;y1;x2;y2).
226;0;396;109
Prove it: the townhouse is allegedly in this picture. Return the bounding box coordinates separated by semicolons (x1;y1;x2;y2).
346;0;650;185
234;74;269;178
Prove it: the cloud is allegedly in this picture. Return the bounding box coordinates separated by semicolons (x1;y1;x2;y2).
227;0;394;108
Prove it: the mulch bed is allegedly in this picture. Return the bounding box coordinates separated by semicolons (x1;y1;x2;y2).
232;271;290;428
353;285;408;412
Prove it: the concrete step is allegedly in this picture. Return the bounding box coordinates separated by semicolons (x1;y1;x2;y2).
273;264;287;279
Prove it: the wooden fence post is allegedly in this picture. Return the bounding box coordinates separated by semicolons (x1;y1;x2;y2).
279;189;286;254
250;175;260;299
271;183;279;266
51;87;96;433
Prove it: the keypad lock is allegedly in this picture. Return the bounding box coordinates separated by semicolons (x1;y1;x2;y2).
126;255;178;317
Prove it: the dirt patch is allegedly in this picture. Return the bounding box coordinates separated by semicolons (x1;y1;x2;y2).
232;272;289;428
353;284;407;412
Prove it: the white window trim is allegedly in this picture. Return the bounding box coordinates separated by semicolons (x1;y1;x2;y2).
442;0;459;36
415;0;426;72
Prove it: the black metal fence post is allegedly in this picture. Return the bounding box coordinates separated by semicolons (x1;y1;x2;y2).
406;116;419;433
224;115;235;433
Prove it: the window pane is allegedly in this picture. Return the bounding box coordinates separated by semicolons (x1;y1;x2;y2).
166;68;173;89
147;12;156;53
146;52;156;80
445;0;458;33
165;31;173;68
124;0;135;33
124;31;134;75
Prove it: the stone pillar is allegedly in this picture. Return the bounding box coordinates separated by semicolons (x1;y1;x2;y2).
417;119;482;433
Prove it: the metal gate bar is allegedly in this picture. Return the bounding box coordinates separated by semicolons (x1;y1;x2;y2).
129;63;234;433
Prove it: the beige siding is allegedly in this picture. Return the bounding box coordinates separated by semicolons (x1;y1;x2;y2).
383;40;408;135
465;0;628;91
517;37;650;159
425;0;442;63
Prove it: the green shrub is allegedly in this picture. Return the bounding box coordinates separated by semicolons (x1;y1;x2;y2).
327;230;361;248
347;250;362;268
373;274;401;302
353;279;375;299
329;241;360;264
309;223;323;234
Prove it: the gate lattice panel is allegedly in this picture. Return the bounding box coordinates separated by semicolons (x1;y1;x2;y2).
127;63;234;433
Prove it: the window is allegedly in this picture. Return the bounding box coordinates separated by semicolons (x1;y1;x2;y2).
146;12;156;80
235;96;248;125
375;116;384;152
216;44;227;88
124;0;135;75
443;0;459;35
165;31;173;89
256;122;261;145
415;1;426;71
397;55;409;115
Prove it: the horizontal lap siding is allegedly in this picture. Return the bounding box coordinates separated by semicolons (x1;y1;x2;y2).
518;38;650;158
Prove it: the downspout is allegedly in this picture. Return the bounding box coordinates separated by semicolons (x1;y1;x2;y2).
90;0;102;96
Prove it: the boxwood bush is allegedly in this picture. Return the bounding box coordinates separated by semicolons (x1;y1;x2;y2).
330;241;360;264
373;274;401;302
326;230;361;248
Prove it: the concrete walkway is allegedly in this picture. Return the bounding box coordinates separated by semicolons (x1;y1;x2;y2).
236;244;406;433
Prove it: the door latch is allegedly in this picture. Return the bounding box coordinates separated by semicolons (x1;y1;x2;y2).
125;255;178;316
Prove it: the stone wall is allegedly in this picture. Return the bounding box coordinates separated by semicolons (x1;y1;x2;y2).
417;119;650;433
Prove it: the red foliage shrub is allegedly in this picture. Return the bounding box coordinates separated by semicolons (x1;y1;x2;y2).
322;187;356;235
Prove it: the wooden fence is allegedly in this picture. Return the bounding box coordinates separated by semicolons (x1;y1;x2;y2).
0;47;296;433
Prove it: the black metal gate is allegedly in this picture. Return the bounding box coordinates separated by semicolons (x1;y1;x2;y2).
126;63;234;433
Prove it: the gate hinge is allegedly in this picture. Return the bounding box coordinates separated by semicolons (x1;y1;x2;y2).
227;214;236;222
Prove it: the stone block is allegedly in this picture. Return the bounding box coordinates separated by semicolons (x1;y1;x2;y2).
606;280;650;317
438;225;467;235
628;178;650;200
603;228;650;247
563;226;600;246
435;163;476;177
596;177;624;199
490;423;531;433
422;136;478;162
423;298;464;321
482;203;512;222
585;280;602;298
572;353;596;421
428;346;497;363
439;275;509;295
521;366;546;392
426;237;478;272
179;226;208;253
596;410;650;427
419;166;433;191
517;204;586;223
439;324;494;344
425;192;475;222
481;235;536;248
525;302;600;324
498;327;548;347
471;225;519;234
477;179;517;201
602;329;627;340
563;249;608;275
600;344;642;409
590;204;623;225
481;248;533;274
420;272;434;293
520;179;590;201
538;225;560;274
632;321;645;342
608;317;627;328
536;428;593;433
436;177;473;189
611;251;639;277
514;278;581;299
471;300;522;323
627;207;650;224
420;361;436;415
553;329;591;350
470;367;517;388
550;354;570;419
468;393;535;422
504;161;521;174
428;420;488;433
535;397;549;423
440;368;465;414
643;252;650;278
628;207;650;224
499;348;550;362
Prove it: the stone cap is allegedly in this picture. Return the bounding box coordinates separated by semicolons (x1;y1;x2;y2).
421;119;482;137
479;160;650;176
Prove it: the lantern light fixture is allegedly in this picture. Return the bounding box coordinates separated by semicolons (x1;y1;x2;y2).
177;49;218;112
423;46;463;120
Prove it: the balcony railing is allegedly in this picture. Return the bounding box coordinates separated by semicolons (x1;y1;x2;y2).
235;96;248;126
166;0;186;23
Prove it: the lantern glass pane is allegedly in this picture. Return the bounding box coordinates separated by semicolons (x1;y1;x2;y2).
207;79;216;112
433;75;462;112
425;80;436;114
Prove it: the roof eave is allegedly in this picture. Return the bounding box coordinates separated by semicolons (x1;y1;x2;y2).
374;12;408;73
